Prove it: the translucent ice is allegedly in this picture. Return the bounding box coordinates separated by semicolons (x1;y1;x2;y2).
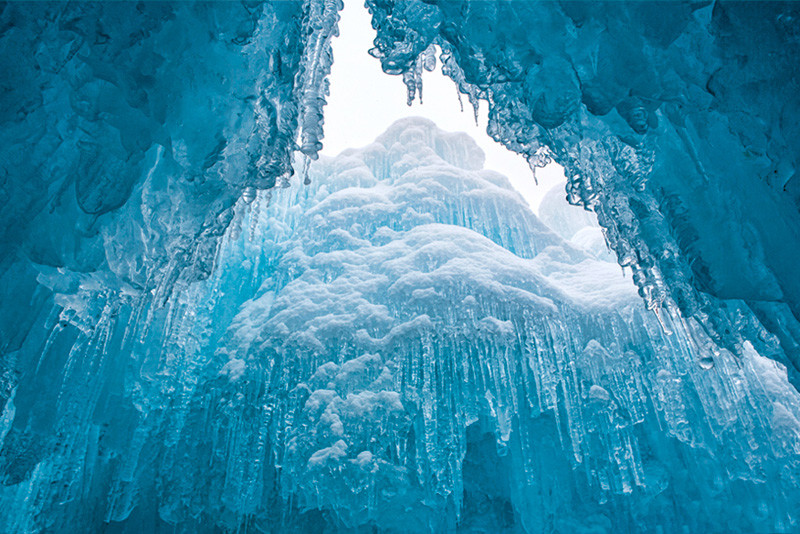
0;0;341;294
365;0;800;360
2;118;798;532
2;1;800;531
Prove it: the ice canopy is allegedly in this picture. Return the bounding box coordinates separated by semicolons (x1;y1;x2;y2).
1;1;800;533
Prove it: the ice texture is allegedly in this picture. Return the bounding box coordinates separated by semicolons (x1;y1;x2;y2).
0;0;341;295
2;117;799;532
2;1;800;531
0;7;344;521
364;0;800;361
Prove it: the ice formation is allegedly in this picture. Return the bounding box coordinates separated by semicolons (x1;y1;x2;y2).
366;1;800;361
1;116;799;532
2;1;800;532
0;0;341;295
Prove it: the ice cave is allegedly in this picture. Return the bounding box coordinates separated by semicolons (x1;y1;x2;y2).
1;1;800;532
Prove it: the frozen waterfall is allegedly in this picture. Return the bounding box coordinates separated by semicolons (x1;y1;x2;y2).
1;117;799;532
2;1;800;532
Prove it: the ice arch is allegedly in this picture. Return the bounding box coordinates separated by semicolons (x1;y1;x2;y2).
1;1;800;532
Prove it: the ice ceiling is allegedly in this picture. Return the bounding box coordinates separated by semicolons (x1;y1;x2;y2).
1;1;799;533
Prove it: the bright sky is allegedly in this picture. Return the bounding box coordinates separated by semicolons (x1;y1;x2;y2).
321;0;563;212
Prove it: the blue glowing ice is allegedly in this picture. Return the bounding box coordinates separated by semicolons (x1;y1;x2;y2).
3;116;799;532
2;1;800;531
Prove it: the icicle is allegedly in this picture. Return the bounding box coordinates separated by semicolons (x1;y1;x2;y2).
470;92;479;125
526;159;539;186
303;156;312;185
241;186;257;204
651;305;673;336
455;87;464;112
415;54;424;104
403;70;417;106
35;307;64;375
402;46;433;106
439;41;481;123
249;192;260;242
297;0;343;159
416;45;436;104
422;44;436;72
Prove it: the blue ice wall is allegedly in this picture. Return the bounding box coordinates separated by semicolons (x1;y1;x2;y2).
365;0;800;364
2;117;799;532
2;1;800;532
0;0;345;528
0;0;339;289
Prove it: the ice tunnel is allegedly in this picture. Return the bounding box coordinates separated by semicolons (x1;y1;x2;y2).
1;1;800;532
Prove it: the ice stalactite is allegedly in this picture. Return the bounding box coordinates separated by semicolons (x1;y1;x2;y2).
3;118;799;532
298;0;344;159
364;1;800;366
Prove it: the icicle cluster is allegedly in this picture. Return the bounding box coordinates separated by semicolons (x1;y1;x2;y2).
363;0;800;363
3;118;798;532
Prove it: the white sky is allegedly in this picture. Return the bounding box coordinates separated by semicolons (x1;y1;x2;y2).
321;0;563;212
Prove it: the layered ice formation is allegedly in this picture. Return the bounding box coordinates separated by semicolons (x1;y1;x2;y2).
365;0;800;362
2;117;799;532
2;1;800;532
0;0;341;297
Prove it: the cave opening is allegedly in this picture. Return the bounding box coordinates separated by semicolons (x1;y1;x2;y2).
0;1;799;533
322;0;565;213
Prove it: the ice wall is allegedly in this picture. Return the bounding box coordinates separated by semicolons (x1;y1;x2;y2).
0;0;343;527
2;1;800;531
2;117;798;532
364;0;800;364
0;0;341;308
0;4;342;508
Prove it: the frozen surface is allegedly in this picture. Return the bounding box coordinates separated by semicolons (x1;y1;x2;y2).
365;0;800;362
0;0;340;295
2;1;800;531
2;117;799;532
